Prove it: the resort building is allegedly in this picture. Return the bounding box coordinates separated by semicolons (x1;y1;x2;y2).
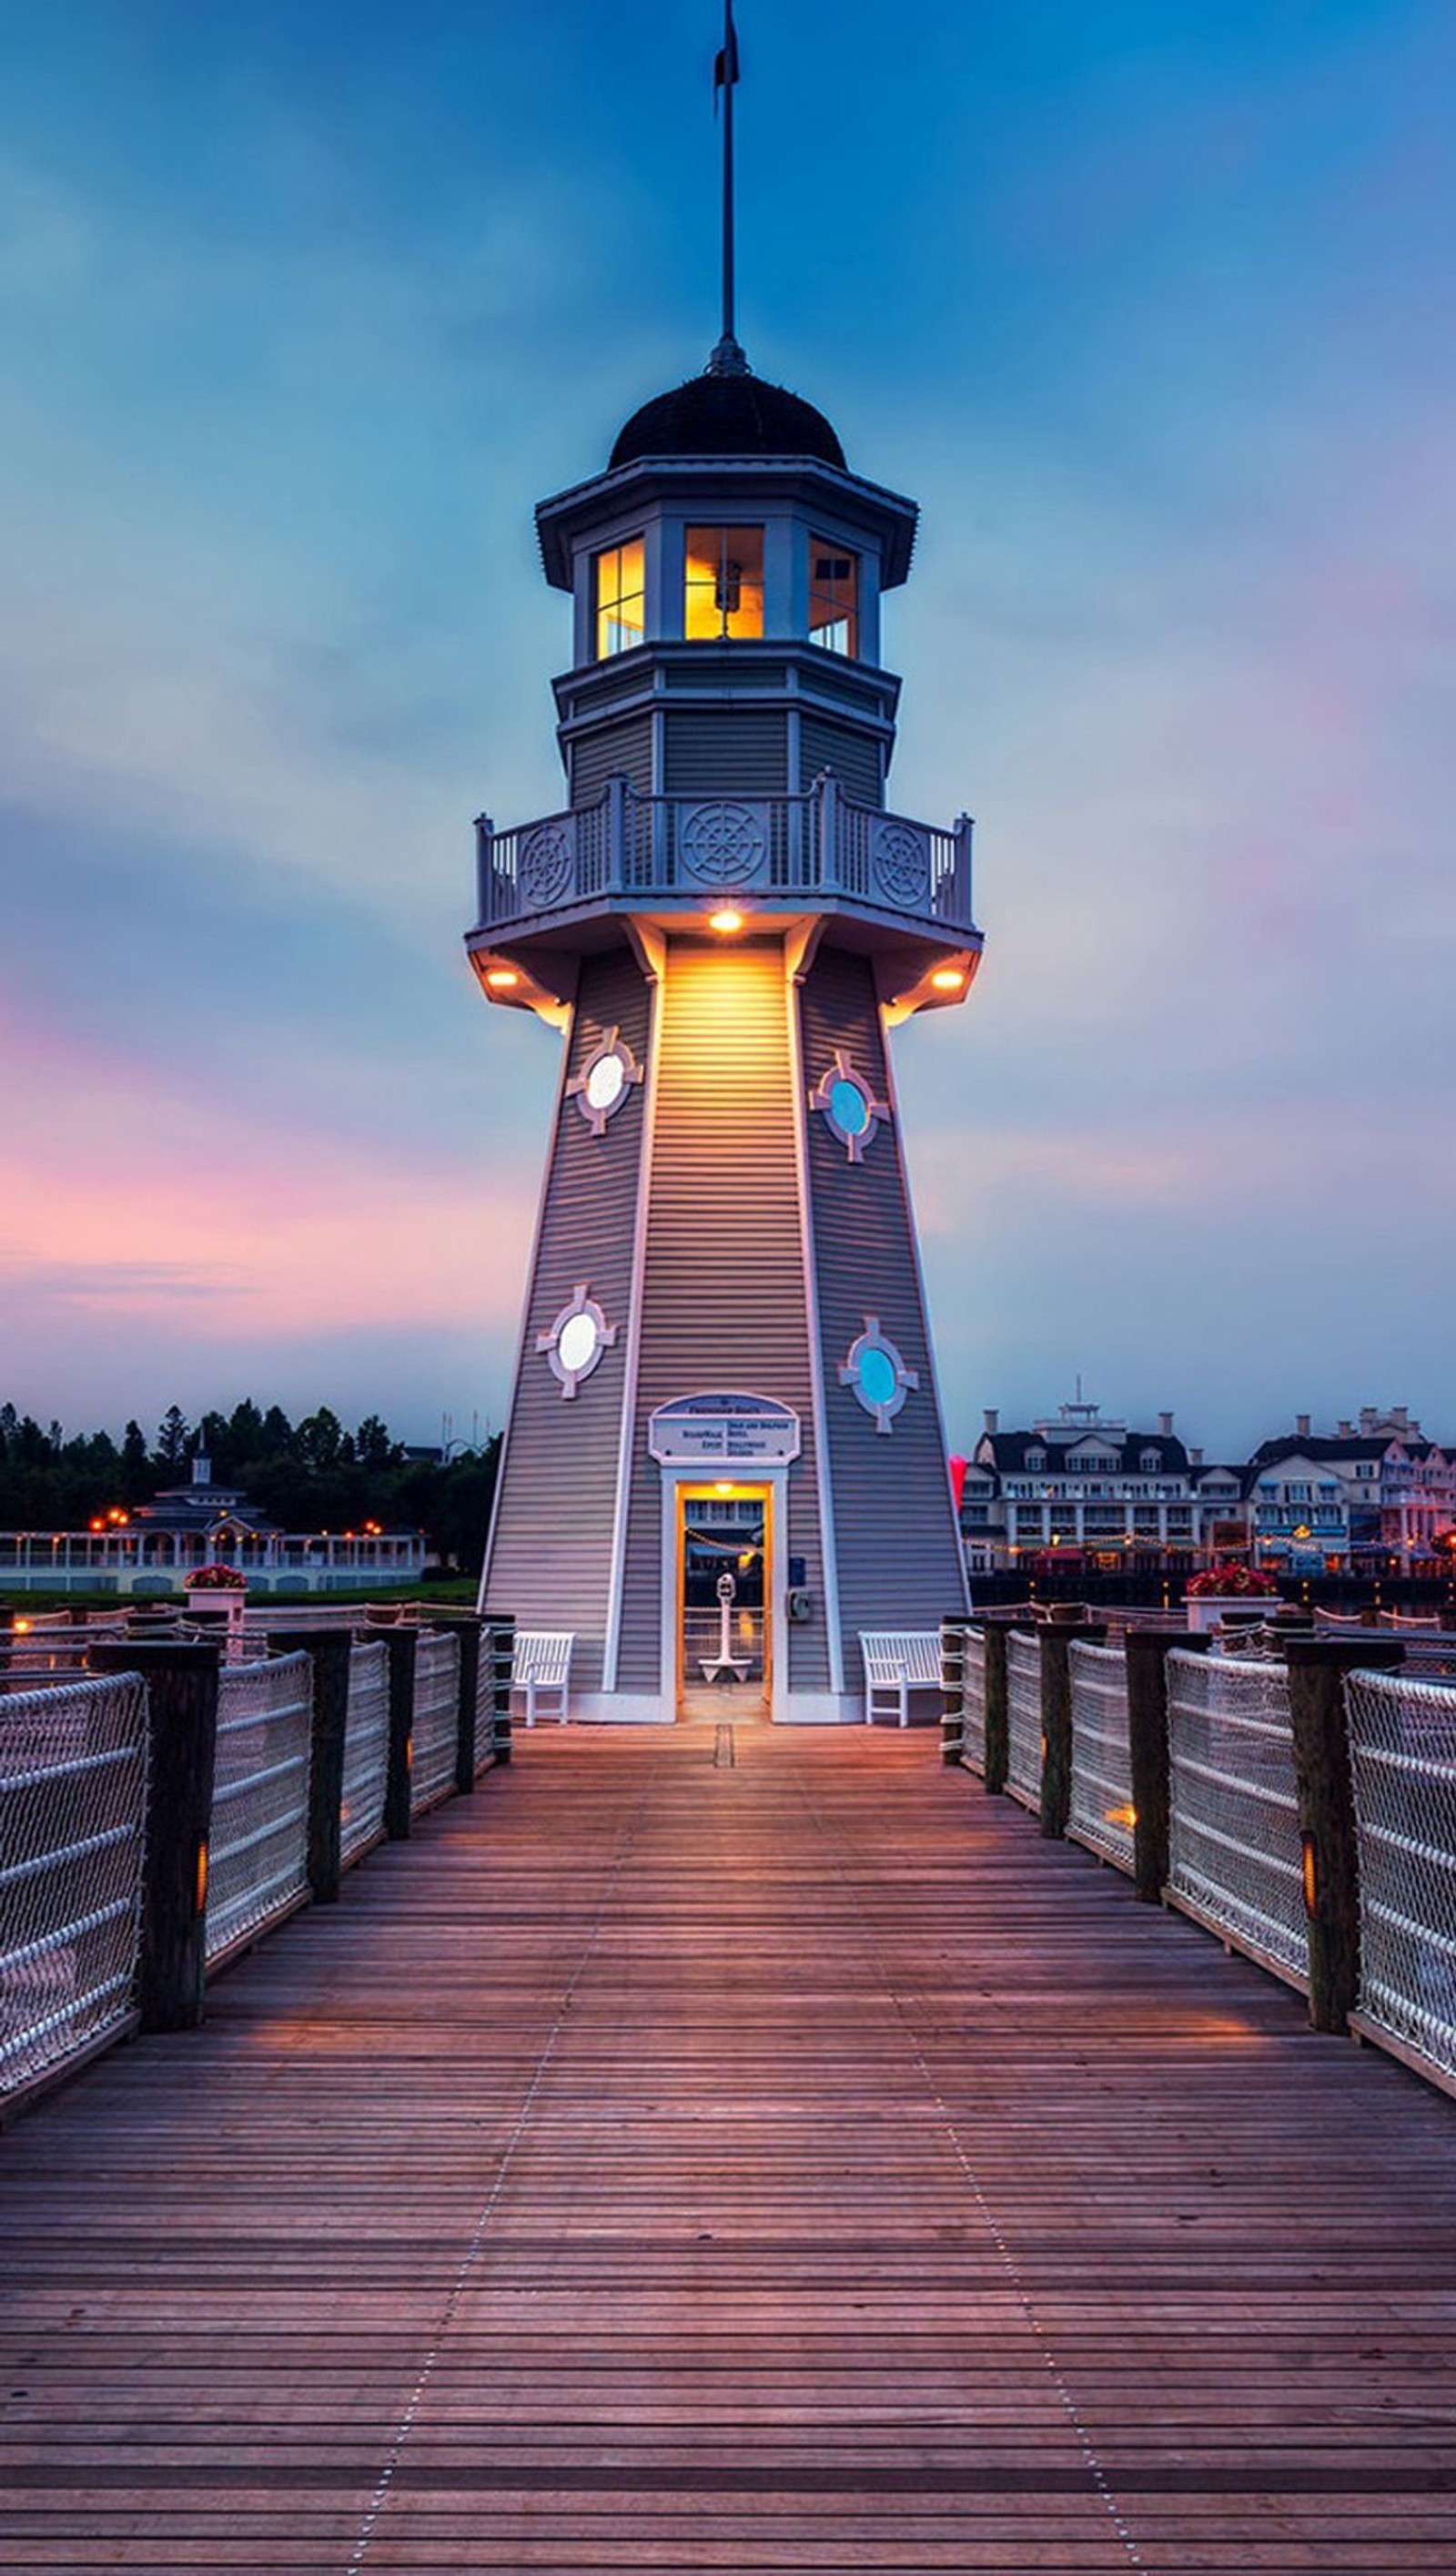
961;1401;1247;1575
0;1456;426;1597
1245;1408;1456;1574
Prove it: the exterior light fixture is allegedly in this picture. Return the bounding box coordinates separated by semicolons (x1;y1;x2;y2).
714;1480;735;1496
930;967;966;991
709;908;744;934
486;969;521;989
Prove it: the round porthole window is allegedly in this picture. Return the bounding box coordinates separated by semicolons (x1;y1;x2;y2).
570;1025;643;1135
537;1283;617;1399
809;1049;889;1162
839;1315;919;1434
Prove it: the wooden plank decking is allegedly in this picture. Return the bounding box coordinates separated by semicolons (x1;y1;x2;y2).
5;1719;1456;2571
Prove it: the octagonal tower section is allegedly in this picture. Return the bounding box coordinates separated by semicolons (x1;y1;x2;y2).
467;362;982;1721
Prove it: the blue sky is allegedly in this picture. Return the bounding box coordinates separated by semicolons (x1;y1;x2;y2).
2;0;1451;1456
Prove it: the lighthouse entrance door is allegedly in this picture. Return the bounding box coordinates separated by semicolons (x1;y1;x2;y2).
677;1484;771;1717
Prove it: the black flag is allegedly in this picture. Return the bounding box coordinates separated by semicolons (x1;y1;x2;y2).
714;1;740;99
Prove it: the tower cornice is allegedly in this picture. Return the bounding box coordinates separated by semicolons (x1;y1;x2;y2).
536;455;918;593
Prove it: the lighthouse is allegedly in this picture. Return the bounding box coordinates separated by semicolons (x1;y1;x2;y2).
468;33;981;1721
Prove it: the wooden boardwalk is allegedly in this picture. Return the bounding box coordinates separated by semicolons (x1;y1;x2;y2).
5;1719;1456;2571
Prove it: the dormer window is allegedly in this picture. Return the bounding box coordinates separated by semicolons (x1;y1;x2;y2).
810;539;858;656
685;526;763;639
1026;1447;1046;1471
1140;1448;1161;1474
593;538;645;660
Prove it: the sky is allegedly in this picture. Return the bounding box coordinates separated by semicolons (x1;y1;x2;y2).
2;0;1452;1461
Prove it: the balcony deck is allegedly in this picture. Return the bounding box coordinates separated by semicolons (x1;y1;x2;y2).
470;774;976;948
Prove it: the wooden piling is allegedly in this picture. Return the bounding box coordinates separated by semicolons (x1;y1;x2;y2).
1285;1637;1402;2033
273;1629;351;1905
92;1642;219;2033
1125;1629;1208;1904
982;1620;1009;1794
381;1628;418;1838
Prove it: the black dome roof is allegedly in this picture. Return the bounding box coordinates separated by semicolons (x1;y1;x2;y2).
611;370;845;472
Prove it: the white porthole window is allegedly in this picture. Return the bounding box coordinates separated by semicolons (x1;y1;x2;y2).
568;1024;643;1137
839;1314;919;1434
808;1049;889;1163
536;1282;617;1399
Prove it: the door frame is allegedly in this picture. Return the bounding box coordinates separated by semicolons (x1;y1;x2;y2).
660;1467;784;1719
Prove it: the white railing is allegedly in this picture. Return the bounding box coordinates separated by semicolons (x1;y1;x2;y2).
1067;1641;1136;1875
0;1675;149;2099
206;1654;313;1967
1166;1651;1308;1988
1006;1633;1042;1810
410;1630;460;1815
474;775;975;938
1348;1668;1456;2084
961;1628;988;1774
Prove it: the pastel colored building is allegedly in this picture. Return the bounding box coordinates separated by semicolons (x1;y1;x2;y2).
468;332;979;1719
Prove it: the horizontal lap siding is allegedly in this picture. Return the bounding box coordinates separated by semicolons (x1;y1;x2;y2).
484;950;650;1689
618;938;827;1697
800;947;966;1680
800;713;883;807
662;709;787;796
571;715;652;804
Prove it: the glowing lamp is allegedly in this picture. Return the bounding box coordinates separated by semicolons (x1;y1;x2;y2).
930;967;966;991
708;908;744;935
486;968;521;989
1301;1830;1319;1918
714;1480;735;1496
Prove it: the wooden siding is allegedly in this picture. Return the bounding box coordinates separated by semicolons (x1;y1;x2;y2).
571;714;652;806
800;946;966;1677
662;708;789;796
800;712;884;808
484;950;651;1688
617;938;828;1697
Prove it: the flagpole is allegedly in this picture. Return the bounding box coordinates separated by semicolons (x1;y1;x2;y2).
722;0;735;350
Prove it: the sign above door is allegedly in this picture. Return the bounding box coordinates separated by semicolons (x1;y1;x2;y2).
649;1392;802;1468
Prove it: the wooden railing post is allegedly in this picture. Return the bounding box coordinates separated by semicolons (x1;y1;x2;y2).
274;1628;350;1904
92;1642;219;2033
485;1612;515;1765
1125;1630;1208;1905
1038;1623;1107;1840
941;1614;968;1766
982;1620;1010;1794
451;1618;483;1793
382;1628;419;1839
1285;1638;1403;2034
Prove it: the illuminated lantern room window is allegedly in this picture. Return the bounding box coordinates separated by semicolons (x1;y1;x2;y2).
594;538;645;659
809;539;858;657
684;526;764;640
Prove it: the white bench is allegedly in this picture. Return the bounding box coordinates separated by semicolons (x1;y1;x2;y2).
860;1629;943;1728
512;1629;574;1726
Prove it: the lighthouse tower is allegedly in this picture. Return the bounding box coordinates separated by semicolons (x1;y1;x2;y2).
468;59;981;1720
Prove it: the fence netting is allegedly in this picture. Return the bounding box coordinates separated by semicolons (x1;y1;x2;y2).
961;1628;987;1773
410;1630;460;1814
206;1653;313;1967
340;1641;389;1865
1006;1633;1042;1809
0;1674;149;2098
1067;1640;1136;1874
1166;1650;1308;1987
1348;1667;1456;2082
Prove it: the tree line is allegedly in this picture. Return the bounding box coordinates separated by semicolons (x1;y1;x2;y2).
0;1400;500;1577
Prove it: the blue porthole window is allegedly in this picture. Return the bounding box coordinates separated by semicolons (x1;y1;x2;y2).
536;1283;618;1399
568;1024;643;1137
839;1315;919;1434
809;1049;889;1163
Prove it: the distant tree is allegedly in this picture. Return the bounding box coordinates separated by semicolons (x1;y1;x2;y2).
228;1397;266;1465
261;1404;294;1456
156;1405;190;1467
354;1413;399;1470
0;1402;15;1459
195;1409;231;1475
119;1420;151;1503
298;1407;343;1474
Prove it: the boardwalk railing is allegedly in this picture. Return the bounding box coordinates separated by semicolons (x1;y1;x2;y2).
0;1615;507;2117
0;1674;149;2100
954;1619;1456;2102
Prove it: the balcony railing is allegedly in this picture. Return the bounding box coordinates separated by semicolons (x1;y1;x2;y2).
472;773;975;938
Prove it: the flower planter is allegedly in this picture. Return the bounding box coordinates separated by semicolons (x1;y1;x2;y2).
1185;1597;1275;1635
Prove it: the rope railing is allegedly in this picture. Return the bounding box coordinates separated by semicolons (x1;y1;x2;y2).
1005;1632;1042;1810
410;1630;461;1816
961;1627;988;1774
0;1674;149;2100
206;1653;314;1968
1166;1649;1308;1987
1348;1667;1456;2084
1067;1640;1136;1874
339;1639;389;1866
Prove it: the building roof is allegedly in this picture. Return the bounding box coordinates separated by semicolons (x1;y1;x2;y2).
977;1430;1192;1476
609;370;845;472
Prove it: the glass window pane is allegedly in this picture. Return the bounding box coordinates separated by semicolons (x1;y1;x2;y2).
809;537;858;657
594;537;645;659
684;525;764;640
